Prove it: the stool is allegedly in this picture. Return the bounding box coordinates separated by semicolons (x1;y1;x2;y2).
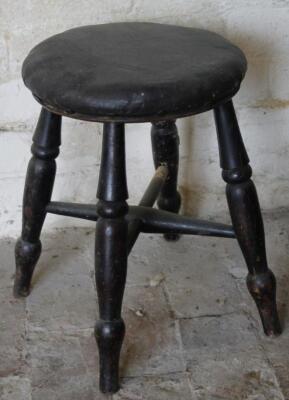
15;22;281;394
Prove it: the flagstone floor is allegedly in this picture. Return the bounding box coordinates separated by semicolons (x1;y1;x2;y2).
1;209;289;399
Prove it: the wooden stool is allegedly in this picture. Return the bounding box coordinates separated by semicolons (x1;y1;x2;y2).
15;22;281;394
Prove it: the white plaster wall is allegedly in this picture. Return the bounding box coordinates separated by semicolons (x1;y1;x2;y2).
1;0;289;237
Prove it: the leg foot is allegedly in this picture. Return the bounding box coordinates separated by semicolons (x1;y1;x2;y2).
95;319;125;393
247;270;281;336
14;239;41;297
163;232;180;241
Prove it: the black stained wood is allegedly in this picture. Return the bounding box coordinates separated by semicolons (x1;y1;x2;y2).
127;165;168;252
214;100;281;337
22;22;247;122
14;108;61;297
151;120;181;240
137;165;168;208
94;122;128;393
129;206;235;238
45;202;235;238
17;20;280;397
46;165;168;221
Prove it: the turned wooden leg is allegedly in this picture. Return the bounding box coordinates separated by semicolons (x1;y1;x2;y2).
14;108;61;297
94;122;128;393
214;100;281;337
151;120;181;240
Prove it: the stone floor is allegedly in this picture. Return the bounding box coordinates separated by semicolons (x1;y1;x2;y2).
1;209;289;399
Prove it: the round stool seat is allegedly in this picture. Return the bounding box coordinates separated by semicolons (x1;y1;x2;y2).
22;22;247;122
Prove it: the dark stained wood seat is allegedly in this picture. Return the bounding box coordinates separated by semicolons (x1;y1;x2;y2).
22;22;247;122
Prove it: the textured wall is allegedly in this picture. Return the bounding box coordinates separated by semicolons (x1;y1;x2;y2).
1;0;289;236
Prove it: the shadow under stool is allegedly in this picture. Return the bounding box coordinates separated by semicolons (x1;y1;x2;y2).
14;22;281;394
